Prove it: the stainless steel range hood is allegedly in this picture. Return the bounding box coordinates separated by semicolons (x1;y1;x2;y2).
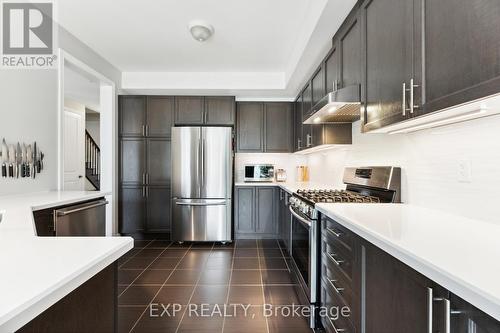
303;85;361;124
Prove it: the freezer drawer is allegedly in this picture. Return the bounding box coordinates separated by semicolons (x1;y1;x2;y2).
171;198;231;242
54;199;108;236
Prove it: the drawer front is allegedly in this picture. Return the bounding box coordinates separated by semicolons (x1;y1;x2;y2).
323;237;354;282
322;216;354;253
322;260;353;309
321;280;356;333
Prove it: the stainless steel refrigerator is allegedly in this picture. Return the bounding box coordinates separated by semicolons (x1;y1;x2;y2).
171;127;233;242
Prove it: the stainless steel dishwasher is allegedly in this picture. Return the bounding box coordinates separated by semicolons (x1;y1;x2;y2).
54;199;108;236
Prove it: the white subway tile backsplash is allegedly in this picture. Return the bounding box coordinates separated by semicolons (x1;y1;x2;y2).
305;116;500;224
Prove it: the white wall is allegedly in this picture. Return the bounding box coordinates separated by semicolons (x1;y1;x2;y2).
306;117;500;224
0;70;58;195
0;27;120;196
235;153;307;183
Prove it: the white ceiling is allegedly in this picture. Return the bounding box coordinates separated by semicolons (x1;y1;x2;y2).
58;0;357;98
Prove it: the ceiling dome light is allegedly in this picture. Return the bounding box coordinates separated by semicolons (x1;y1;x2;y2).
188;20;214;42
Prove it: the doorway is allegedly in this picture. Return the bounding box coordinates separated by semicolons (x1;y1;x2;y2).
58;50;116;236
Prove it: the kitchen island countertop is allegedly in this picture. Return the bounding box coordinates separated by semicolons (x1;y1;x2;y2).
0;191;133;331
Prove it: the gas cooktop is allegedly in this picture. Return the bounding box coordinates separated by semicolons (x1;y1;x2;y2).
295;189;381;204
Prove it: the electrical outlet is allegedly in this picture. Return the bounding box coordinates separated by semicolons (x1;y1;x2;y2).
457;159;472;183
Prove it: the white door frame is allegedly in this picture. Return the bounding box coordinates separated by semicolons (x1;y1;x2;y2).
57;49;118;236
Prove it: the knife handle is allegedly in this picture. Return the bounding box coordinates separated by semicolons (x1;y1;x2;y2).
1;164;6;177
21;164;26;178
9;165;13;177
26;164;30;177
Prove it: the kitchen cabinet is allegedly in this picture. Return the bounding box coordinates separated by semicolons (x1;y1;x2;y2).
147;96;174;137
119;96;172;235
278;189;291;254
311;66;325;107
338;8;361;89
360;0;419;132
205;96;235;125
450;293;500;333
175;96;235;126
421;0;500;115
146;186;171;233
324;45;340;94
120;96;146;137
236;102;263;152
294;96;303;151
301;87;313;149
236;102;293;153
264;102;293;152
174;96;205;125
256;187;277;235
146;138;171;186
120;138;146;185
234;186;278;238
120;186;146;233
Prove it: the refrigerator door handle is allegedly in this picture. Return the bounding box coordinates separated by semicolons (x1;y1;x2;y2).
175;200;227;206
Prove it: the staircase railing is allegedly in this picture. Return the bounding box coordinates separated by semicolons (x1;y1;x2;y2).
85;130;100;189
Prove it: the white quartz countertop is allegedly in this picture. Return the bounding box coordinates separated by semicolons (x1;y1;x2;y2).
316;203;500;321
0;191;133;331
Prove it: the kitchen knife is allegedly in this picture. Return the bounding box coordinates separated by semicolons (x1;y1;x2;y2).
21;143;27;177
8;145;15;177
1;139;7;178
33;142;37;179
40;152;44;171
26;144;32;178
16;143;22;178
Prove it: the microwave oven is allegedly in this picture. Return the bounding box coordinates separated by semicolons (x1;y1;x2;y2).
244;164;274;182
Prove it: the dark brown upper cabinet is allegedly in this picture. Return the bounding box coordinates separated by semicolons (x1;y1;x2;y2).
236;102;293;153
147;96;174;137
421;0;500;116
325;45;340;94
174;96;205;125
301;85;313;149
120;96;174;138
236;102;264;152
264;102;293;152
338;9;361;89
175;96;235;126
294;96;303;151
204;96;235;125
360;0;419;132
311;65;325;108
119;96;146;137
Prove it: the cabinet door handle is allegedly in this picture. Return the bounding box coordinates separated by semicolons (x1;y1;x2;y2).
427;288;433;333
146;187;149;197
327;227;342;238
145;125;149;136
433;296;451;333
328;279;345;294
402;82;406;116
410;78;419;114
328;252;344;266
142;125;145;136
146;173;149;185
142;173;146;185
142;186;146;198
306;134;312;147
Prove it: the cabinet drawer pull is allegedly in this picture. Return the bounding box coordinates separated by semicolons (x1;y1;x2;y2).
327;227;342;238
328;252;345;266
328;279;345;294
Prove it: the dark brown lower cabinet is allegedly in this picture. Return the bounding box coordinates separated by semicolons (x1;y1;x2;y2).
320;215;500;333
119;186;171;235
17;263;117;333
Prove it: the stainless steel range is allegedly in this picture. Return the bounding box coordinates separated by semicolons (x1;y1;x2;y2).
288;166;401;328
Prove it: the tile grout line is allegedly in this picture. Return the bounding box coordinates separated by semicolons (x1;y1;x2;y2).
127;242;193;333
257;240;271;333
173;242;215;333
221;241;237;333
277;240;292;272
118;240;172;298
118;239;155;269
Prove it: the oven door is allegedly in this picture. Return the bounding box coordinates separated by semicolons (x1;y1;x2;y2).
289;206;319;305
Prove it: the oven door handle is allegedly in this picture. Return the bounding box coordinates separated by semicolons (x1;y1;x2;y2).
289;205;312;229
